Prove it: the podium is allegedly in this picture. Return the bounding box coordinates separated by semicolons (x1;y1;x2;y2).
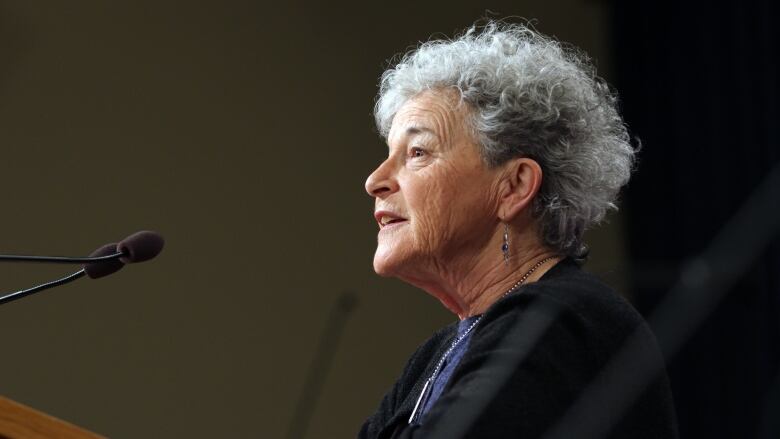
0;396;104;439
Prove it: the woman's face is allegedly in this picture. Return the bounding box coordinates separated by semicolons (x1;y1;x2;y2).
365;90;503;284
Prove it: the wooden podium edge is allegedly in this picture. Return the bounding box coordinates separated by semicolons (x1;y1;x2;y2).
0;396;105;439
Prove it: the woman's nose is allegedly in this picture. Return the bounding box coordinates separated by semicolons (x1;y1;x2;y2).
365;158;398;198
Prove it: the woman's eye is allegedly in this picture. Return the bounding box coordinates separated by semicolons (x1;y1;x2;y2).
409;147;426;158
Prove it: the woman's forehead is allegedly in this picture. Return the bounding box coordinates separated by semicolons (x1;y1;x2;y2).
388;91;467;144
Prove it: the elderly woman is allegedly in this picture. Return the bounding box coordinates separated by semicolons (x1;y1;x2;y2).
359;22;678;438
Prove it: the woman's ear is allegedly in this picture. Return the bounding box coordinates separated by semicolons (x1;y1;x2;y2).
498;158;543;222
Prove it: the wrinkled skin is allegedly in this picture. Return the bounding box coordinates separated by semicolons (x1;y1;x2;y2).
365;89;559;318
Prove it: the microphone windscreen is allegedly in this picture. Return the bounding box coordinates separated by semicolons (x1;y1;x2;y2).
118;231;165;263
84;243;125;279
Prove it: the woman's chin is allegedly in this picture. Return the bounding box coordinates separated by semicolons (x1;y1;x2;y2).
373;255;397;277
373;249;408;277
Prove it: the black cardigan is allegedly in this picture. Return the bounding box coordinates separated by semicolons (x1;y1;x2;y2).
358;259;679;438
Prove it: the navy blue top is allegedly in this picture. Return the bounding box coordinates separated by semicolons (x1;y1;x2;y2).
418;315;481;421
359;258;679;438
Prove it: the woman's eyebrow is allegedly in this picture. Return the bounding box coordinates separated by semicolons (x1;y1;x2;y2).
386;125;439;150
405;126;435;136
404;126;440;143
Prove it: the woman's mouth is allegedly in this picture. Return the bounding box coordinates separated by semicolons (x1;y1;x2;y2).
380;218;408;228
375;211;409;229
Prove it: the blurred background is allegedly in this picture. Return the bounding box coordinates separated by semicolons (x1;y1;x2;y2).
0;1;777;438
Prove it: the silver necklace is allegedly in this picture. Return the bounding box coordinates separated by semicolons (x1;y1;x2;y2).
407;256;556;424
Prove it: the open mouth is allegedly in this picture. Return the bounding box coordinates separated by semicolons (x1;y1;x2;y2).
375;211;409;229
381;218;407;228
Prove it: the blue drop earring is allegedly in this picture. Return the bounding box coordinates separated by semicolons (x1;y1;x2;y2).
502;223;510;265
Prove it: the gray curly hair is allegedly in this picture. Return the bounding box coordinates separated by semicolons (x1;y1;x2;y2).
374;21;635;259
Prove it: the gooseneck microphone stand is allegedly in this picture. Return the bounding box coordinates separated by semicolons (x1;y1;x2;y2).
0;252;122;264
0;230;164;306
0;250;124;306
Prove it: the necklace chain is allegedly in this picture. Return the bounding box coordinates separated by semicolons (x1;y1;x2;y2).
408;256;557;424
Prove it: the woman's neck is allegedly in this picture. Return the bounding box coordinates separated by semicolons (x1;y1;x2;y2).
402;225;562;319
457;249;562;318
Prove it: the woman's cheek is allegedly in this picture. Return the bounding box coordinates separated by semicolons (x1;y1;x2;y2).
416;186;457;255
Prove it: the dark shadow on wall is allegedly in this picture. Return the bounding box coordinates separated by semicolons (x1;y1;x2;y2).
611;1;780;438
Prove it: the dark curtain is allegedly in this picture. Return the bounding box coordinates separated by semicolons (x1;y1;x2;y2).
611;1;780;438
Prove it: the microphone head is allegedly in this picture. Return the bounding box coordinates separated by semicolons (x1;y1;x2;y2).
118;231;165;264
84;243;125;279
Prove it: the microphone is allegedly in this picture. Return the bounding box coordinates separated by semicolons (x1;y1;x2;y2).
0;230;165;265
0;231;165;305
83;243;124;279
84;231;165;278
117;231;165;264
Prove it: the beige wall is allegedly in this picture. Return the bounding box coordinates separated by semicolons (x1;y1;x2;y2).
0;1;620;437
